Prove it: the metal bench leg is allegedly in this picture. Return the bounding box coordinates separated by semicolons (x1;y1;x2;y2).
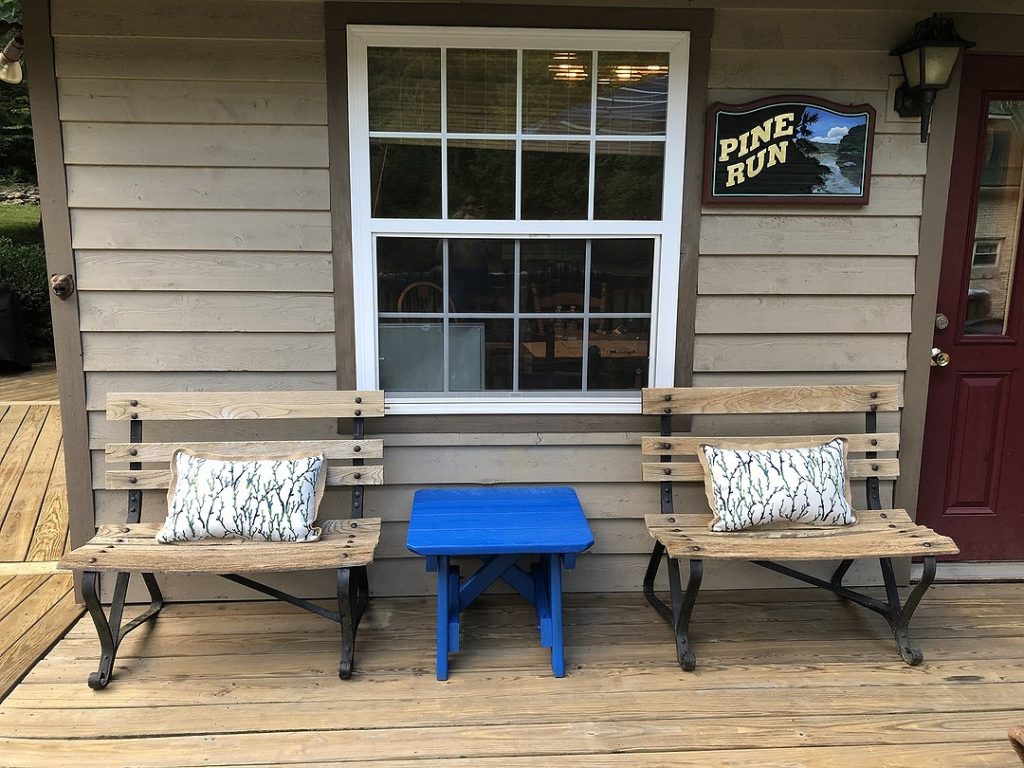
643;542;673;624
831;559;855;588
880;556;935;666
337;566;369;680
667;557;703;672
81;570;163;690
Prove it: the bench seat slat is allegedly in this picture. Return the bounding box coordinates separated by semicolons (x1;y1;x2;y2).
641;433;900;455
106;465;384;489
58;518;381;574
106;439;384;462
642;458;899;482
645;511;959;560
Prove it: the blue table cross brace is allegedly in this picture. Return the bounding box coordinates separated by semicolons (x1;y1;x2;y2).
407;487;594;680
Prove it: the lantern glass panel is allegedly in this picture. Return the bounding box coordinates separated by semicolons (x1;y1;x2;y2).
922;46;961;87
901;50;922;88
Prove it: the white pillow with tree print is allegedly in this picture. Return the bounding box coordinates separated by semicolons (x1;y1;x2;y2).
157;449;327;543
698;438;856;532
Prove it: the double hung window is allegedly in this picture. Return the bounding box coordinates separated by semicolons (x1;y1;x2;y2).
347;27;688;413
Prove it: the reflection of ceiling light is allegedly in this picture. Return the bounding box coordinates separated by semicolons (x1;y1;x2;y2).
600;63;669;84
548;61;588;81
551;51;577;61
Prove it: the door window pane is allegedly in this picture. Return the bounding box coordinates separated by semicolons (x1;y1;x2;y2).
368;48;441;132
964;99;1024;336
447;49;517;134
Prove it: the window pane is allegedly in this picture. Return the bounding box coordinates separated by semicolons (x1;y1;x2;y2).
520;240;586;313
370;138;441;218
594;141;664;220
448;139;515;219
377;237;443;313
521;141;589;219
591;239;655;313
519;318;583;390
447;49;517;134
964;98;1024;336
378;319;445;392
449;319;513;391
449;238;515;313
368;47;441;132
588;318;650;389
522;50;591;135
596;52;669;135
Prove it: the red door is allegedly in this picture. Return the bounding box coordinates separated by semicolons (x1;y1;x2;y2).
918;55;1024;561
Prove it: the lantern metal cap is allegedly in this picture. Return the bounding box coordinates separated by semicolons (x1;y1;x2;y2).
889;13;975;57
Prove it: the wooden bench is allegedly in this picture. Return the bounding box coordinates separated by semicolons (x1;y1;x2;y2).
58;391;385;688
640;384;959;671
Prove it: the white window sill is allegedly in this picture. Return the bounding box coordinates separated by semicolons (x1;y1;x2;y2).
384;395;643;415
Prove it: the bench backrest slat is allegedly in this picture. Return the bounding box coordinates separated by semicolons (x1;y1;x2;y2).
643;385;900;415
106;439;384;463
642;458;899;483
106;465;384;490
641;433;899;455
107;391;385;421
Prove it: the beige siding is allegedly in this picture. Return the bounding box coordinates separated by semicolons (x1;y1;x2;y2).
60;0;933;598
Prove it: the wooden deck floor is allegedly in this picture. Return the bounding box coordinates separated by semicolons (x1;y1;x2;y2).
0;378;83;699
1;584;1022;766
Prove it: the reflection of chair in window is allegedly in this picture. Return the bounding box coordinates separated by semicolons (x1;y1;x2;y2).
397;281;451;313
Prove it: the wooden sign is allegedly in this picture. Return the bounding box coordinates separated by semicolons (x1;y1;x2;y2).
703;96;875;205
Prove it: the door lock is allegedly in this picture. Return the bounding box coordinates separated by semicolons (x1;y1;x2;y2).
934;313;949;330
930;347;951;367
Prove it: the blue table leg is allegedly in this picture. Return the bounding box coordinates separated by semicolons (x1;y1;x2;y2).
436;555;450;681
532;563;552;648
448;566;461;653
547;553;565;677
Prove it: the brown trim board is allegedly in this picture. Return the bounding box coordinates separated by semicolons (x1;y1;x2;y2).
22;0;95;554
324;3;713;430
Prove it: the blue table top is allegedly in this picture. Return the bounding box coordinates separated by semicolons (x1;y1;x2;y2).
407;487;595;556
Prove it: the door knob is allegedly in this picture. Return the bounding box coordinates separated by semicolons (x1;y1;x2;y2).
931;347;951;367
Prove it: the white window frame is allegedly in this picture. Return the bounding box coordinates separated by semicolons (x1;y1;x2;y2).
346;25;689;414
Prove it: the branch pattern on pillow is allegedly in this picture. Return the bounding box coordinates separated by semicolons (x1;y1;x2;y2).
698;438;856;532
157;450;327;543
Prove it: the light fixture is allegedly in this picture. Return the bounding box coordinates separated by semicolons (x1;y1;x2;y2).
890;13;974;143
0;21;24;85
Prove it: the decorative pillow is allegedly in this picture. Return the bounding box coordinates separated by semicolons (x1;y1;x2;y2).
156;449;327;543
697;438;855;532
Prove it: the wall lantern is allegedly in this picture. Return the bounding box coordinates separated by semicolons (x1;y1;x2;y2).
890;14;974;143
0;21;24;85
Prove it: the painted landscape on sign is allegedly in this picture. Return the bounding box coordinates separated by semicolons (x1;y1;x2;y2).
707;99;873;203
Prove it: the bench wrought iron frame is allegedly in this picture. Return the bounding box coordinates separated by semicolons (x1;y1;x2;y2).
643;407;938;672
81;413;373;689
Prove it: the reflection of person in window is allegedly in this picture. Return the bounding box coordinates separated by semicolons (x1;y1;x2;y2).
449;197;497;311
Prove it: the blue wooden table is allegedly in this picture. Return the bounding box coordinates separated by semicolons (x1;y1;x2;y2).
406;487;594;680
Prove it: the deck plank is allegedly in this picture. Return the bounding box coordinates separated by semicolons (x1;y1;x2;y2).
1;586;1022;766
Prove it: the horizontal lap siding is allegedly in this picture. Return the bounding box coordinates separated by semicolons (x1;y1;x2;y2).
55;0;341;598
694;7;924;438
59;1;926;598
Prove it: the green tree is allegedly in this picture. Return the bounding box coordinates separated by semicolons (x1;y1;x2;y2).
0;0;35;185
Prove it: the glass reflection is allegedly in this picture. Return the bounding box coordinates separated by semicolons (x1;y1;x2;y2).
964;99;1024;336
588;318;650;390
519;318;583;390
594;141;664;220
521;141;589;219
520;240;587;313
449;238;515;313
591;240;655;313
367;47;441;132
447;49;517;134
596;52;669;135
449;319;513;391
369;138;441;219
378;318;444;392
448;139;515;219
377;237;443;313
522;50;591;134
